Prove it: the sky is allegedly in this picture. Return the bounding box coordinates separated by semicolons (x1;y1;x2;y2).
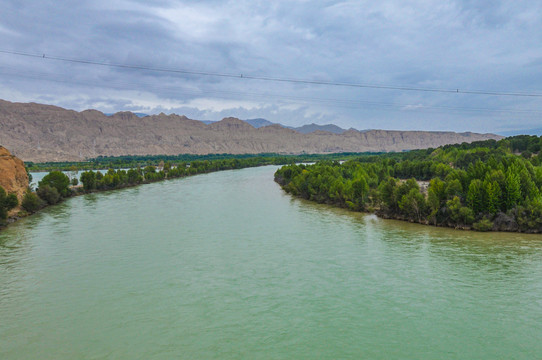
1;0;542;133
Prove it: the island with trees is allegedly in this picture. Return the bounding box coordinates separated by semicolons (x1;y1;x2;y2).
274;135;542;233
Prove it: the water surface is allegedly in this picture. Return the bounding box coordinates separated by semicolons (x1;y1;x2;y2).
1;166;542;359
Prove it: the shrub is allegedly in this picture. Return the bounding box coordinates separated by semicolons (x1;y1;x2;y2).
473;218;493;232
22;191;44;213
37;185;61;205
0;186;18;221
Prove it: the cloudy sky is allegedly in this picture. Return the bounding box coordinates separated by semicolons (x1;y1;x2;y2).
1;0;541;133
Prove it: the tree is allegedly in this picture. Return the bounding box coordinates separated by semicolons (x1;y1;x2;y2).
504;168;521;211
80;171;97;191
351;177;369;209
39;171;70;197
21;191;44;213
427;178;446;224
446;196;474;226
36;185;60;205
0;186;18;222
144;166;156;181
485;180;502;215
378;177;398;212
445;179;463;200
398;188;426;222
127;169;142;184
467;179;484;215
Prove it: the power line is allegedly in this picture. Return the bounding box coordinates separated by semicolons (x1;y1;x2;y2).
2;66;541;116
2;49;542;98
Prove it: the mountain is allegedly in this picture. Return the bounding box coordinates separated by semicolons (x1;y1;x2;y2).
244;118;276;128
196;118;347;134
498;128;542;136
293;123;346;134
244;119;347;133
105;112;148;118
0;100;503;162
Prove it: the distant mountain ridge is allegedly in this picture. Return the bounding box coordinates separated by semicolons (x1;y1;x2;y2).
203;118;348;134
293;123;346;134
105;112;148;118
497;128;542;137
244;118;276;128
104;113;540;137
0;99;502;162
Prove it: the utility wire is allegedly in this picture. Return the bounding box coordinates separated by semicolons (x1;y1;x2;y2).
2;67;541;116
2;49;542;98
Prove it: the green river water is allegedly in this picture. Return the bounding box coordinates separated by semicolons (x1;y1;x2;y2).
1;166;542;359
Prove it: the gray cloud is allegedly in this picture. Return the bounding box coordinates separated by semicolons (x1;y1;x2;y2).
1;0;541;133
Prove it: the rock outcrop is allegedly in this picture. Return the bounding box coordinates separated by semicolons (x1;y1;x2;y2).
0;99;503;162
0;146;29;212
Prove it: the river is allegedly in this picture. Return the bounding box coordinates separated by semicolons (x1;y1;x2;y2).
1;166;542;359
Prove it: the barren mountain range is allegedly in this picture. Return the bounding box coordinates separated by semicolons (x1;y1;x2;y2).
0;99;503;162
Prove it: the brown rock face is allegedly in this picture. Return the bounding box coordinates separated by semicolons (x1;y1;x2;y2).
0;99;503;162
0;146;29;209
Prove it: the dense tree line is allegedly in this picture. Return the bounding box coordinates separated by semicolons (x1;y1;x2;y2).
25;152;375;172
275;136;542;233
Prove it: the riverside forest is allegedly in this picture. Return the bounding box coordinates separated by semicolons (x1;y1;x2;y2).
275;135;542;233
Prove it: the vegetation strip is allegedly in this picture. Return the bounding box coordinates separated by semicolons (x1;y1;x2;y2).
24;152;377;172
274;135;542;233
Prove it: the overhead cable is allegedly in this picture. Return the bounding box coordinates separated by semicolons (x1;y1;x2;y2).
1;49;542;98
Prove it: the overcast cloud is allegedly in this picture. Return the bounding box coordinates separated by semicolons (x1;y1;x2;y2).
1;0;542;133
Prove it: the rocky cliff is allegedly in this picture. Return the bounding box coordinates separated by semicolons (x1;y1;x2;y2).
0;146;29;212
0;99;503;162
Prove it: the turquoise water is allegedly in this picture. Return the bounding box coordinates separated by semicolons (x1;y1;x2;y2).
1;166;542;359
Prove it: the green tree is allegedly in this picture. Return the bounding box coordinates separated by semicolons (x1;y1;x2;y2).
516;197;542;232
378;177;398;212
504;168;521;211
36;185;60;205
127;169;142;184
427;178;446;224
80;171;97;191
398;188;426;222
0;186;18;222
445;179;463;200
39;171;70;197
351;177;369;209
485;180;502;215
466;179;484;215
21;191;44;213
446;196;474;226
